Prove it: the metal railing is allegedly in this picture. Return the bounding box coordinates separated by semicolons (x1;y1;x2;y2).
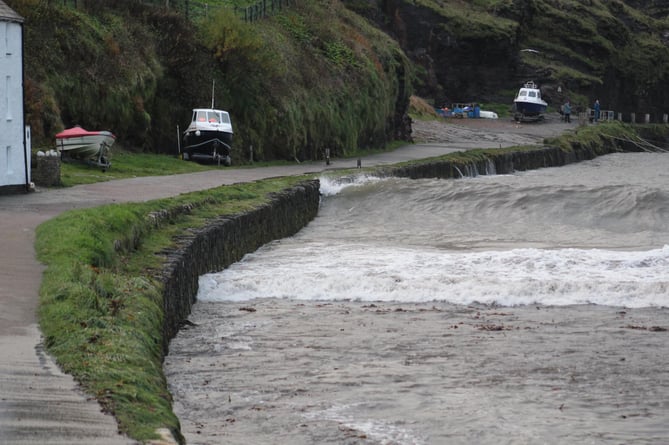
55;0;293;22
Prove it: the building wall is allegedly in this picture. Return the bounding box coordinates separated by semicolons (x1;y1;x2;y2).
0;17;27;189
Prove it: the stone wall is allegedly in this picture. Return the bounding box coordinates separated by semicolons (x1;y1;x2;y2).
32;155;61;187
383;139;635;180
159;180;321;351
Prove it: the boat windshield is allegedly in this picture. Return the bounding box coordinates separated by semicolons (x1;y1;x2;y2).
529;91;537;98
207;112;220;123
193;110;231;124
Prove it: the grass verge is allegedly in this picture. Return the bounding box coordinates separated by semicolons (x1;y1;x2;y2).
36;175;309;442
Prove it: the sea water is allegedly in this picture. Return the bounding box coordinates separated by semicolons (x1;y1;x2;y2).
165;153;669;445
198;153;669;308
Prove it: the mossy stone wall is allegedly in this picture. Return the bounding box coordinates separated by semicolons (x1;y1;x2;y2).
383;140;637;180
159;180;321;350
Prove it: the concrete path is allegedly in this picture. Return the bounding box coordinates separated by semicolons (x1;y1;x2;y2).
0;118;568;444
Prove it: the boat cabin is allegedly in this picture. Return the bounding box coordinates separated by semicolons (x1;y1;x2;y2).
515;81;543;101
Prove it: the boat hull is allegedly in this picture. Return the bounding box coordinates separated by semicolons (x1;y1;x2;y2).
513;100;547;116
55;128;115;168
182;130;233;165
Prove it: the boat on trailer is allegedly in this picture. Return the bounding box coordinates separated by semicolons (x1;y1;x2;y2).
55;126;115;170
182;108;233;166
512;80;548;122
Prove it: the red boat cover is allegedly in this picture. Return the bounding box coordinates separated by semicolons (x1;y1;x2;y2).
55;127;115;139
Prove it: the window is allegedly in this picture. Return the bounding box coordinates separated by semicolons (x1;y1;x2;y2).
5;75;11;120
6;145;13;175
1;23;6;55
207;112;220;123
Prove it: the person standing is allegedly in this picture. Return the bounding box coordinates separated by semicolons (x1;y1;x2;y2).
563;100;572;123
594;99;601;123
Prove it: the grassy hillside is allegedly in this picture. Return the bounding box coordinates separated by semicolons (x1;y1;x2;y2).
9;0;412;162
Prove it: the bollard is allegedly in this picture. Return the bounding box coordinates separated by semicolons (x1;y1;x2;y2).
325;148;330;166
618;112;623;121
664;114;668;124
249;145;253;164
357;158;361;169
631;112;636;123
645;114;650;124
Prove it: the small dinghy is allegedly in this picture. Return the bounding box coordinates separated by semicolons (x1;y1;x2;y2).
56;126;115;169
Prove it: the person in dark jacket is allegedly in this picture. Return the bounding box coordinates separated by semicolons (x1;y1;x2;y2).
563;100;572;123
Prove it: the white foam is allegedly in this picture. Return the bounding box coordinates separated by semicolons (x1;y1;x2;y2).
303;403;425;445
318;174;384;196
197;245;669;308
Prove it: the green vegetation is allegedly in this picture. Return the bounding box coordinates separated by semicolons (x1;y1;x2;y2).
36;175;308;442
58;151;217;186
544;120;640;152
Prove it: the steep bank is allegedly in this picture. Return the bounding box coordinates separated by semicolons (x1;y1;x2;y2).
8;0;412;160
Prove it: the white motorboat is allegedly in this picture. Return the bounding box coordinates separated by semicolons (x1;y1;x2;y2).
182;108;233;166
513;80;548;121
56;126;115;169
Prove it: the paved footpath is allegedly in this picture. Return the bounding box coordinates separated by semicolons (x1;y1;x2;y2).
0;117;564;444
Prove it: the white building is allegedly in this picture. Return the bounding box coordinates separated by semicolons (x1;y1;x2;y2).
0;1;30;193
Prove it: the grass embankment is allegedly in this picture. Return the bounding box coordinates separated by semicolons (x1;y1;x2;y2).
36;120;667;443
36;175;308;442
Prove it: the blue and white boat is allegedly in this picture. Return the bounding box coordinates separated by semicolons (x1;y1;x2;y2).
513;81;547;121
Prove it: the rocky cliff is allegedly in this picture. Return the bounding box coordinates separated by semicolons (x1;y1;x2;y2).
347;0;669;115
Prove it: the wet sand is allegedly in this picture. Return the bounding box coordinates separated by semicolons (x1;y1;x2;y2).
165;300;669;445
